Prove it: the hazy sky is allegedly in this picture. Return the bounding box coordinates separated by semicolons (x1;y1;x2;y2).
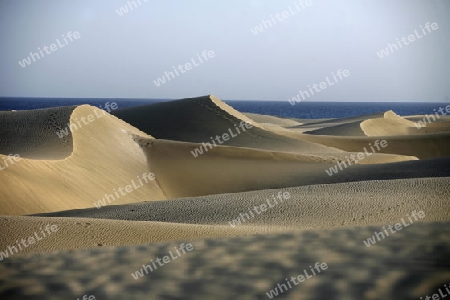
0;0;449;101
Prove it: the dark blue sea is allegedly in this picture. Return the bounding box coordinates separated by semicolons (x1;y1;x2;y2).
0;98;447;119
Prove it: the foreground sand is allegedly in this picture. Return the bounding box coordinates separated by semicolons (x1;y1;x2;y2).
1;222;448;299
1;95;449;299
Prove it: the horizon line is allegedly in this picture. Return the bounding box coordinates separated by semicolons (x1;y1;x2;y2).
0;96;448;103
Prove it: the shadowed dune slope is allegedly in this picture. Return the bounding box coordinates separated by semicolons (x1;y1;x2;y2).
0;106;76;159
0;105;165;216
288;112;384;129
303;120;366;136
406;114;450;123
244;112;302;127
0;222;448;299
112;95;340;154
140;138;416;199
290;131;450;159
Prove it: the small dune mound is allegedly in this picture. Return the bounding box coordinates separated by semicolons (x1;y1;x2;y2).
361;110;418;136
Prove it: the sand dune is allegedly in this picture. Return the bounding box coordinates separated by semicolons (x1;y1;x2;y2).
362;111;450;136
289;112;384;129
0;101;419;215
406;114;450;123
0;105;165;215
292;110;450;137
303;120;366;136
3;175;448;257
296;131;450;159
36;177;450;230
138;137;417;198
361;110;421;136
267;110;450;159
272;115;449;159
244;112;303;127
112;95;340;154
0;106;76;159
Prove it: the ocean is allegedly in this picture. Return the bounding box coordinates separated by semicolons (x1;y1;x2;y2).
0;97;447;119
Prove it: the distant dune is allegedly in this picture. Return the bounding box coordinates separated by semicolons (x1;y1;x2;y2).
2;96;445;215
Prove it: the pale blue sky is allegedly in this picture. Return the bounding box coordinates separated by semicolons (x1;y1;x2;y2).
0;0;449;101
